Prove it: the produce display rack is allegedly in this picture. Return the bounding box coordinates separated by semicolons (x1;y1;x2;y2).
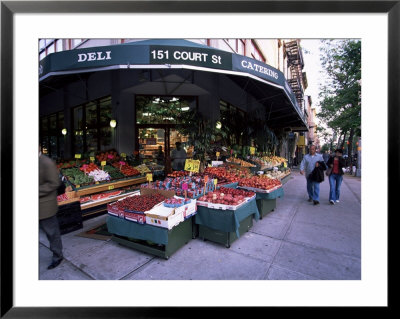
74;176;147;196
56;201;83;234
58;176;147;218
280;173;292;185
256;198;276;219
111;216;193;260
198;214;254;248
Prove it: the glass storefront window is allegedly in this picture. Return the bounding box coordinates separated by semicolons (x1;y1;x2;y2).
136;96;196;125
86;102;98;128
71;96;112;155
99;127;112;150
99;97;112;126
40;111;64;158
49;114;57;131
86;128;98;153
74;106;83;130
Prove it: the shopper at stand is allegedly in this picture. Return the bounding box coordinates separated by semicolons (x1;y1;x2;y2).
155;146;165;165
327;148;346;204
171;142;187;171
300;145;325;205
39;146;64;269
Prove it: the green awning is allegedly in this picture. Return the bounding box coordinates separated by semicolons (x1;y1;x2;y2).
39;39;307;129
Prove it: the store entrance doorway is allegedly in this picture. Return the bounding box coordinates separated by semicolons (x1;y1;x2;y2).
136;125;193;174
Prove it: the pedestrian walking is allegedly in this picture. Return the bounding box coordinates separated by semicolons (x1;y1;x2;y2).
39;146;64;269
326;148;346;204
300;145;326;205
322;150;330;163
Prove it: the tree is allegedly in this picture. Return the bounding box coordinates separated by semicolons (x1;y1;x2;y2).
318;40;361;157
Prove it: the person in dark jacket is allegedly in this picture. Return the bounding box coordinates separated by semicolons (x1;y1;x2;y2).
309;160;327;183
326;148;346;204
39;146;64;269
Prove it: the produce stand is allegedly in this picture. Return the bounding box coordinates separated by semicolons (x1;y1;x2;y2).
74;176;146;196
195;197;260;248
280;173;292;185
252;187;284;219
107;215;193;259
59;175;147;218
56;200;83;235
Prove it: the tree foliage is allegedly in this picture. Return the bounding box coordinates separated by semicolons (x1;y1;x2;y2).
318;40;361;142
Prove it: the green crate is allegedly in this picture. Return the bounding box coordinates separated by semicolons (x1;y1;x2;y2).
112;217;192;260
198;214;253;248
256;198;276;219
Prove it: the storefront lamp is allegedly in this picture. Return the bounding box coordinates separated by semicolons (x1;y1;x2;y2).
216;121;222;129
110;119;117;128
61;128;67;135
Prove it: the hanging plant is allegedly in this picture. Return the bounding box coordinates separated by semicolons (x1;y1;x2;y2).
175;110;226;163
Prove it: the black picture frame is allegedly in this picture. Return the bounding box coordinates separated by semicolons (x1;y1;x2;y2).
1;1;395;317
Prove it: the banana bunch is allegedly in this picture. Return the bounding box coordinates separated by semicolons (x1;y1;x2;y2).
134;164;151;174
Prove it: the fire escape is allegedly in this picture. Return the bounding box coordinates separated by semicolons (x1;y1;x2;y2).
285;40;307;114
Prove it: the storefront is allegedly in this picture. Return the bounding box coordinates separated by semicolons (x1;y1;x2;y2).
40;39;307;164
40;39;306;251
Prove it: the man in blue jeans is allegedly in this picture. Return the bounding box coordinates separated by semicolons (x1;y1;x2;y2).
300;145;324;205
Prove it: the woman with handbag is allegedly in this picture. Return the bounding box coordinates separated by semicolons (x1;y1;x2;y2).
326;148;346;205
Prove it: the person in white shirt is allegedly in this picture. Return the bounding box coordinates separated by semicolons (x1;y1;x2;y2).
171;142;187;171
300;145;324;205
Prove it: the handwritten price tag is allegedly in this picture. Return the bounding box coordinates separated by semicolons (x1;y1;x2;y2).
184;159;200;173
216;152;220;158
108;185;114;190
75;154;81;159
250;147;255;155
213;179;218;186
120;153;126;158
182;182;188;190
101;161;107;167
146;173;153;182
90;156;95;162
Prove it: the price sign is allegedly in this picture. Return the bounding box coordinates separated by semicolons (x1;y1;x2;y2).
108;185;115;190
284;162;287;168
75;154;81;159
120;153;126;158
250;147;255;155
204;175;209;183
101;161;107;167
182;183;188;190
90;156;95;162
216;152;220;158
184;159;200;173
213;179;218;187
146;173;153;182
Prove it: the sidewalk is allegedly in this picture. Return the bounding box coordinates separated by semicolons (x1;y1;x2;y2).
39;170;361;280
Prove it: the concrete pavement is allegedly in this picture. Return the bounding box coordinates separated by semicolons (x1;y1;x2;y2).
39;169;361;280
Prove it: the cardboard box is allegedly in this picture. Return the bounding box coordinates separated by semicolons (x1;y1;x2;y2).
140;187;175;199
145;202;184;230
175;198;197;218
196;195;254;211
124;212;146;224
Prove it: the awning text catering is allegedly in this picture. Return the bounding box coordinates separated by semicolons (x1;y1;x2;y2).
240;60;279;80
